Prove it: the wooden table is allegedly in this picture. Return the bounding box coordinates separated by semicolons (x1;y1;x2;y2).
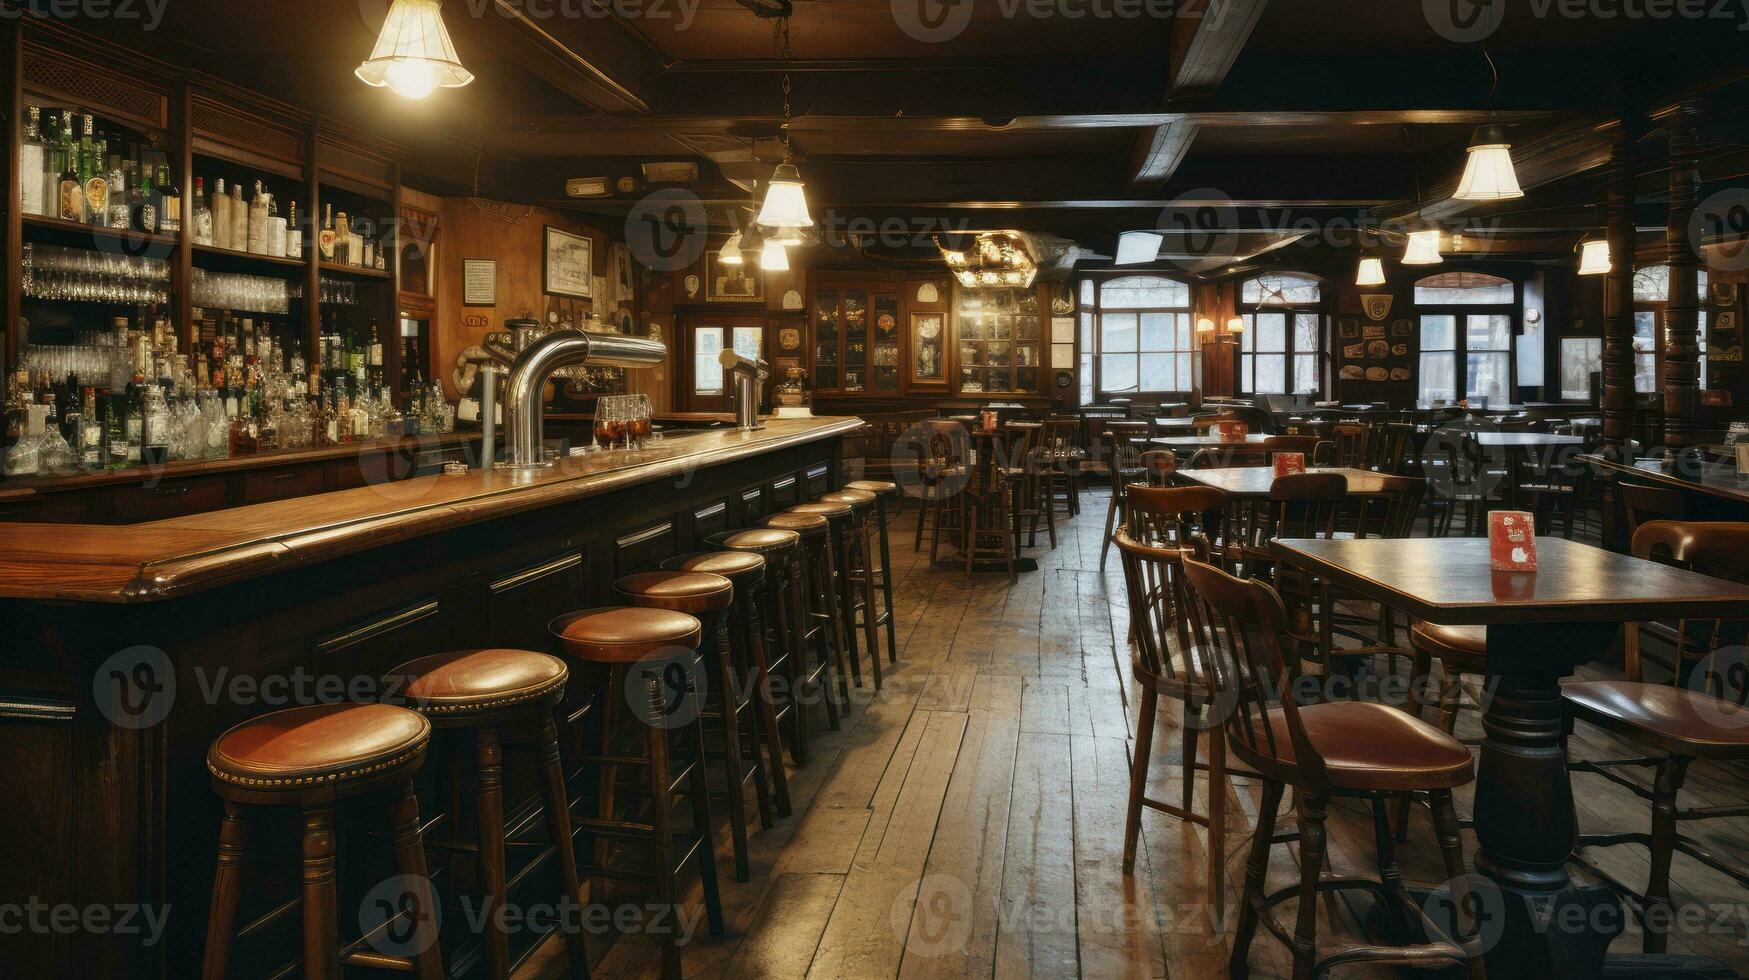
1269;536;1749;980
1472;432;1585;449
1149;433;1273;451
1176;465;1392;498
1580;453;1749;508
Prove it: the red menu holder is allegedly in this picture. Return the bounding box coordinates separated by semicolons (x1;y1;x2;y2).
1488;511;1538;571
1273;452;1306;477
979;411;998;434
1217;420;1249;442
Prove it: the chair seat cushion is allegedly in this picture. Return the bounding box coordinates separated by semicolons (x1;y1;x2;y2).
1563;681;1749;757
393;649;569;717
209;703;430;791
614;571;735;614
1245;701;1474;792
1410;621;1486;670
551;606;703;663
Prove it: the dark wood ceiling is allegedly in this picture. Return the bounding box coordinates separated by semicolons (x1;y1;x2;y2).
60;0;1749;275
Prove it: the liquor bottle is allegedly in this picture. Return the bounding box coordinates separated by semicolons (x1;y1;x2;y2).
267;195;287;258
211;178;231;249
125;385;143;465
246;181;268;254
157;164;179;233
136;161;159;234
333;211;351;265
285;201;302;258
106;153;129;228
78;387;102;470
105;388;129;468
2;405;44;477
81;118;108;227
57;137;83;223
348;217;365;268
19;106;46;216
318;204;336;262
367;323;384;388
141;385;168;466
228;180;247;250
192;177;212;245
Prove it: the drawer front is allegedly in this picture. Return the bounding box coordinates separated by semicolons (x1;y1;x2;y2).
114;475;230;522
614;520;676;578
686;499;731;549
240;463;327;505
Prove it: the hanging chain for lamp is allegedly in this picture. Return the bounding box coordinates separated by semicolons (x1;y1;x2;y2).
776;16;793;162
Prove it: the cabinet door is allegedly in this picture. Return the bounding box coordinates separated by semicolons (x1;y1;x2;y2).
614;520;676;577
813;289;840;392
485;551;585;653
871;292;900;393
841;289;869;393
686;498;731;549
315;597;449;683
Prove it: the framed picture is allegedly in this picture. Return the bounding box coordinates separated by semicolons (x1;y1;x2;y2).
543;227;593;299
706;250;763;303
463;259;496;306
911;312;945;382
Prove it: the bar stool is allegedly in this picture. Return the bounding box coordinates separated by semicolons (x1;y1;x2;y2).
763;512;849;742
549;606;723;979
703;527;818;764
387;649;586;980
661;549;793;819
817;488;884;690
202;703;442;980
784;500;864;694
613;570;766;884
843;479;901;666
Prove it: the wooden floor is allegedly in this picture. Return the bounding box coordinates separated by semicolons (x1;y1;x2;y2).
527;488;1749;979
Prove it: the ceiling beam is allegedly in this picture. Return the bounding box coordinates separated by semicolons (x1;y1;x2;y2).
1130;0;1268;186
456;0;663;114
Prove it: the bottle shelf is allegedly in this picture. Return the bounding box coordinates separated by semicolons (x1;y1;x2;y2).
22;213;179;251
192;242;308;274
318;261;392;281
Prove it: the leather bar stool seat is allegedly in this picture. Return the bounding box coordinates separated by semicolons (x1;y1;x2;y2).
551;606;703;664
844;479;898;497
1563;682;1749;757
663;549;766;584
764;511;829;537
1409;621;1486;670
819;488;877;511
208;702;430;793
614;571;734;615
788;500;852;520
394;649;569;720
707;527;802;555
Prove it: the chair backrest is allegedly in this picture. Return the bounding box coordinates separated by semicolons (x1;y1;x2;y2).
916;419;969;486
1177;553;1333;790
1349;473;1426;539
1116;529;1207;689
1140;449;1178;486
1192;411;1240;432
1620;482;1686;540
1371;422;1417;474
1629;521;1749;687
1106;420;1152;470
1040;415;1082;455
1190;446;1272;469
1328;423;1369;468
1126;483;1225;546
1262;435;1319;457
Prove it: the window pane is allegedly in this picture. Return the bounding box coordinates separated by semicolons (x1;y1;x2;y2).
1177;353;1193;391
1255;313;1286;353
1633;311;1656;349
1139;353;1176;391
1100;313;1138;352
1559;338;1602;400
1243;273;1321;305
1633;265;1669;303
1635;353;1657;393
1241;314;1255;352
1080;278;1096;306
694;328;724;395
1293;313;1319;354
731;327;762;360
1420;315;1456;351
1420;352;1456;402
1253;353;1286;394
1293;353;1319;394
1467;352;1510;401
1240;354;1253;393
1140;312;1176;352
1101;353;1138;393
1466;314;1511;352
1175;313;1191;350
1098;276;1189;309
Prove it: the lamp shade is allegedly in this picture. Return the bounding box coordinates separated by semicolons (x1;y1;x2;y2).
1227;316;1245;333
1355;257;1386;286
759;239;790;271
719;231;744;266
1577;238;1611;275
356;0;474;99
1453;126;1523;201
1402;229;1443;265
1115;230;1164;266
1196;316;1215;333
756;163;814;236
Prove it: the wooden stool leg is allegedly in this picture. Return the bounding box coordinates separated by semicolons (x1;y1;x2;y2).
1207;723;1228;922
201;801;249;980
593;664;622;904
475;726;511;980
1229;779;1283;979
781;556;817;757
1123;685;1156;875
685;680;725;939
832;525;865;688
1395;646;1434;841
728;615;776;833
1289;794;1328;980
536;715;591;980
818;539;854;708
640;671;685;980
1430;789;1485;980
1645;757;1690;954
384;781;445;980
874;499;898;665
710;620;753;883
299;806;341;980
744;600;793;818
855;525;883;689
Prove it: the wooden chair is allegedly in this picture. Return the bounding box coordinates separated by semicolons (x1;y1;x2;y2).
1140;449;1177;487
1188;446;1272;469
1371;422;1418;475
964;430;1018;582
1099;420;1152;570
1174;554;1484;980
1515;443;1593;539
1563;521;1749;953
1316;423;1370;468
1038;415;1085;517
1261;434;1319;458
912;419;969;559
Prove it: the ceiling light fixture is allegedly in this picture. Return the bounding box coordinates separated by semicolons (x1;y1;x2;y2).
1355;257;1386;286
1577;238;1611;275
1227;316;1245;333
755;17;814;245
939;232;1036;290
1402;229;1443;265
1453;124;1523;202
1115;230;1164;266
356;0;474;100
759;239;789;271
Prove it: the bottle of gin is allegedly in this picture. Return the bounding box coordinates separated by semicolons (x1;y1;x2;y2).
19;106;46;217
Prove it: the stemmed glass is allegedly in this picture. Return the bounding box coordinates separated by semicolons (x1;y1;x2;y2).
633;394;654;448
593;396;617;452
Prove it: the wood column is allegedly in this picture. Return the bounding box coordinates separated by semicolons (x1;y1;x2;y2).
1663;123;1702;449
1601;133;1637;451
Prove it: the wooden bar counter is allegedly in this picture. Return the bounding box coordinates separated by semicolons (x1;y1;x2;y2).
0;415;861;977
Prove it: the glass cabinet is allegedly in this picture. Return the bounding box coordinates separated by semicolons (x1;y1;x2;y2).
955;286;1040;394
812;284;900;395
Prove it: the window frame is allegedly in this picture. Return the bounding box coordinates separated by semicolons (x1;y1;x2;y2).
1412;273;1521;405
1086;274;1196;397
1631;265;1711;394
1235;273;1325;397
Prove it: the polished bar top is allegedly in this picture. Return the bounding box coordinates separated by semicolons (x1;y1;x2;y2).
0;416;863;604
1270;536;1749;625
1579;453;1749;505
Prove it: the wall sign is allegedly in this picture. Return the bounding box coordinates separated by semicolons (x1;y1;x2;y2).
463;259;496;306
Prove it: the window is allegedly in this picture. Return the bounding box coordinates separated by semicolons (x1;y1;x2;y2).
1414;272;1516;404
692;325;762;396
1238;274;1322;395
1559;337;1602;400
1090;275;1194;394
1632;265;1711;393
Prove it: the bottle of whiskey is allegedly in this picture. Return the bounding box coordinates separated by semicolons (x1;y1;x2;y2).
105;152;129;228
319;204;337;262
157;164;180;234
333;211;351;266
19;106;46;217
135;162;158;234
211;178;231;249
285;201;302;258
81;118;108;227
192;177;212;245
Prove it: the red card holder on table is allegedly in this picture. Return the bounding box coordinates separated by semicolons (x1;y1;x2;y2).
1273;452;1305;477
1217;420;1249;442
1489;511;1538;571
